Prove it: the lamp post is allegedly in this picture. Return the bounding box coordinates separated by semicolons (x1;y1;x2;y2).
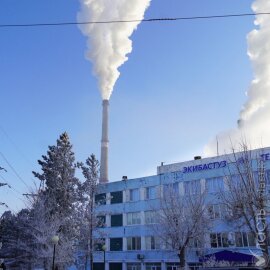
51;235;59;270
102;245;106;270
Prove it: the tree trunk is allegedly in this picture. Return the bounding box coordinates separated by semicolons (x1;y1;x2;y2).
90;252;94;270
85;254;88;270
179;248;186;270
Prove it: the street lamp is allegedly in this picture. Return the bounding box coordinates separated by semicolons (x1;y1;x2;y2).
51;235;59;270
102;245;106;270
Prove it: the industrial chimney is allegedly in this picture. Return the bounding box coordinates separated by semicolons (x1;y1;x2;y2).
100;99;109;183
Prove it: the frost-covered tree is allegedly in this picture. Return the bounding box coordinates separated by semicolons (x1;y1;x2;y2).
0;209;33;269
33;132;79;218
32;132;80;268
220;144;270;269
77;155;105;270
24;193;72;270
156;185;209;270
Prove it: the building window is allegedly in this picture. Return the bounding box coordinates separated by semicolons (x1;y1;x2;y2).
208;204;225;219
97;215;106;227
109;263;122;270
145;210;157;224
110;238;123;251
127;212;141;225
210;233;229;248
183;180;201;195
145;236;161;250
163;183;179;196
145;186;156;200
111;214;123;227
127;263;141;270
266;170;270;185
127;237;141;250
166;264;179;270
206;177;224;193
127;188;140;202
145;263;161;270
95;193;106;205
111;191;123;204
235;232;256;247
94;238;105;251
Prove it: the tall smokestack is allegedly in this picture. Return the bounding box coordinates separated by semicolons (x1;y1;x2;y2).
100;99;109;183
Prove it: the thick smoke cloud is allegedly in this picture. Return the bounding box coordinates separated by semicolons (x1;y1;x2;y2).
205;0;270;155
78;0;151;100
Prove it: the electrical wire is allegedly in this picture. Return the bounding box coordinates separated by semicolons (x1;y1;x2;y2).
0;174;23;195
0;125;32;166
0;12;269;28
0;125;38;186
0;174;26;213
0;151;30;189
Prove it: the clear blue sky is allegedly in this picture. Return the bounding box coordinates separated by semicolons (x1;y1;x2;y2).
0;0;254;213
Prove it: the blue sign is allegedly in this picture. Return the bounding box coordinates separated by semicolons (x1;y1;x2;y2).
260;153;270;161
183;161;227;174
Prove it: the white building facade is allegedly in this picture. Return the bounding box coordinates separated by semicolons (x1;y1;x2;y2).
91;147;270;270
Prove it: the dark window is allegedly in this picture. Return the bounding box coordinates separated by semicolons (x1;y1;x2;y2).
110;263;122;270
111;191;123;204
97;215;106;227
210;233;228;248
110;238;123;251
111;214;123;227
94;238;105;251
166;263;180;270
94;263;104;270
95;193;106;205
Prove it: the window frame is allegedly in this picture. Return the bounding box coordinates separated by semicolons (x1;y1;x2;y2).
145;186;156;200
127;212;141;226
110;191;123;204
127;236;141;250
111;214;123;227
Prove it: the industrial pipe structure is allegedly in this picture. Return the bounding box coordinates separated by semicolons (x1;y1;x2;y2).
100;99;109;183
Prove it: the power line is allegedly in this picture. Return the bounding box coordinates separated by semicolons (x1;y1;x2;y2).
0;125;37;186
0;152;30;189
0;125;32;166
0;174;26;213
0;12;269;28
0;174;22;195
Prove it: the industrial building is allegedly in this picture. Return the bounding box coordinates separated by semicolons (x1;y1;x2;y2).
92;147;270;270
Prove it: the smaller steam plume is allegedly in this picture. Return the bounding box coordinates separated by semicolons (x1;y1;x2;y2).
205;0;270;155
78;0;151;100
239;0;270;125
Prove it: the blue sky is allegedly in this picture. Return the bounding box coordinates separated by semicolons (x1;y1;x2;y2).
0;0;255;213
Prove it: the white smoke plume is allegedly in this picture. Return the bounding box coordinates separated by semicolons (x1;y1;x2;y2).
78;0;151;100
205;0;270;155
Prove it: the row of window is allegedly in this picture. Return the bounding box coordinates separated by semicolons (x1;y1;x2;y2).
100;231;270;251
109;236;161;251
96;172;270;205
99;203;233;228
98;211;157;227
127;263;198;270
96;186;157;205
210;232;258;248
99;203;240;228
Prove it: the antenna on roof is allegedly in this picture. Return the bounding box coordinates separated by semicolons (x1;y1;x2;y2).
216;136;219;156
